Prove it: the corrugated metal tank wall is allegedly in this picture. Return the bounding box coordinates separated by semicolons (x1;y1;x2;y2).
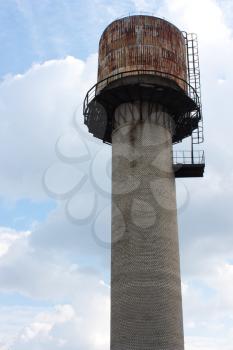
98;15;187;90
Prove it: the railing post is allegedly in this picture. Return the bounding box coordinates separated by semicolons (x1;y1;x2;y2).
191;136;194;164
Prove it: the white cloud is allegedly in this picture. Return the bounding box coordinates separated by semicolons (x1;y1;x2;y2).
0;224;106;300
12;296;110;350
0;225;110;350
0;305;45;349
19;304;75;342
132;0;156;12
0;298;110;350
0;227;30;257
185;336;233;350
0;54;98;200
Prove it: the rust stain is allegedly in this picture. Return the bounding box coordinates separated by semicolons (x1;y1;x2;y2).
97;16;187;90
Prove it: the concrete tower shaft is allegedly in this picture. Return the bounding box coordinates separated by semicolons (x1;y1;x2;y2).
111;101;184;350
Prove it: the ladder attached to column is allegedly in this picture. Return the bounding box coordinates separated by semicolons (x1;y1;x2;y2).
183;32;204;145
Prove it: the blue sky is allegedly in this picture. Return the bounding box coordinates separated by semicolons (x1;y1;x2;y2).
1;0;233;349
0;0;143;77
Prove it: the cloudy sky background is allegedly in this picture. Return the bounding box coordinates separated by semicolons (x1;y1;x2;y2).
0;0;233;349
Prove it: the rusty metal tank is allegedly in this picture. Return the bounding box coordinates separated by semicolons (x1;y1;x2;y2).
98;15;187;90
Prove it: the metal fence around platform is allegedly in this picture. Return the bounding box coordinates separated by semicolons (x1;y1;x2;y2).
173;150;205;165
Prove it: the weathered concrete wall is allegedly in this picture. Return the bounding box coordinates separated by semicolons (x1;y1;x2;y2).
111;101;184;350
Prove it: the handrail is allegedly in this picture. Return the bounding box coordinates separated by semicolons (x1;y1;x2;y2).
83;69;200;116
173;150;205;165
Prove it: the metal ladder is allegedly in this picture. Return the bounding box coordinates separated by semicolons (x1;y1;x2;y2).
183;32;204;145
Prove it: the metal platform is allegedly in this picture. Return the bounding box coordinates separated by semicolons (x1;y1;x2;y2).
173;150;205;177
84;69;201;144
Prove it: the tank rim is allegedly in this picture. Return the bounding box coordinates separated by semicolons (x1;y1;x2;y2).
99;14;184;45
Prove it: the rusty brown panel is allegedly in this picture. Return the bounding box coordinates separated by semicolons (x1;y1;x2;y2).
97;16;187;91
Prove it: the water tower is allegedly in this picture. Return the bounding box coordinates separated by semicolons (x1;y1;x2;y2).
84;15;205;350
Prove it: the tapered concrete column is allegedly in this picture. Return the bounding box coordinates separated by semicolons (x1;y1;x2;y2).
111;101;184;350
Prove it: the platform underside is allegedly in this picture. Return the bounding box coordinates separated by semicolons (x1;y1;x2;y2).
173;163;205;177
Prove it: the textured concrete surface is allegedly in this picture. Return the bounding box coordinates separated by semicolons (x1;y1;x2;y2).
111;101;184;350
